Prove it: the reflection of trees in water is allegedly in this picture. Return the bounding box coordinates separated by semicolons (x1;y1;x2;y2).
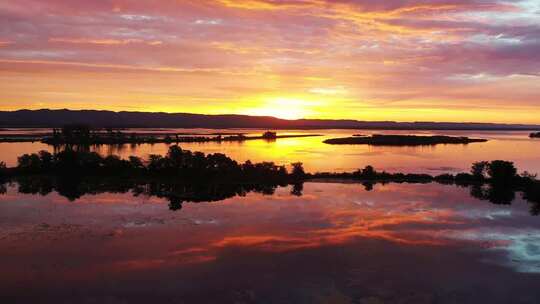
522;185;540;216
362;182;374;191
53;144;90;154
468;182;540;215
53;144;131;156
5;177;300;211
469;184;516;205
1;177;539;215
291;183;303;196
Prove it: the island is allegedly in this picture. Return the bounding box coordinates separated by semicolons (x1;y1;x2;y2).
1;146;539;212
0;125;321;145
323;134;488;146
530;132;540;138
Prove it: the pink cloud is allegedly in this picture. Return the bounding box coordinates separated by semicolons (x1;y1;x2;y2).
1;0;539;120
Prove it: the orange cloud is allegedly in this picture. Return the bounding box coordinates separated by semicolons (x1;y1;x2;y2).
0;40;13;47
1;0;539;122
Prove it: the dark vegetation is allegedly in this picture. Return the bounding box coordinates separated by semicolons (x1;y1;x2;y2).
8;176;295;211
314;160;540;214
10;146;299;183
24;125;319;145
0;136;39;143
313;160;533;188
1;147;538;214
530;132;540;138
324;134;488;146
0;145;306;210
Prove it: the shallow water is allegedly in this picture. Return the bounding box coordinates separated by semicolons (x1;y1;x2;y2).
1;182;539;303
1;128;539;174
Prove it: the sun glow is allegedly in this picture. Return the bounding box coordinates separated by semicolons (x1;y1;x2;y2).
244;97;318;120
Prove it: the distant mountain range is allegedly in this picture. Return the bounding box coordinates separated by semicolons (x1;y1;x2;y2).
1;109;539;130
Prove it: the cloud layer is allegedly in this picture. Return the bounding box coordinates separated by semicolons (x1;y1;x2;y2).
1;0;539;122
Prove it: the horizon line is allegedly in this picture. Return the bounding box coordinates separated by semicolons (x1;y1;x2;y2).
1;108;540;127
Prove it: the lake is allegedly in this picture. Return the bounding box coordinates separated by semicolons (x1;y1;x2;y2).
1;128;539;302
0;129;539;175
1;181;539;303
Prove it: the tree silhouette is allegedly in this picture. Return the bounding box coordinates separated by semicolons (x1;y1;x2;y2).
0;161;6;177
291;162;305;179
471;161;489;179
487;160;517;183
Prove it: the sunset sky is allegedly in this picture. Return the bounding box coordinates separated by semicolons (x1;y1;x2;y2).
1;0;539;123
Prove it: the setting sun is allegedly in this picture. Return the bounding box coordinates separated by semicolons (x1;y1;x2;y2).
244;97;318;120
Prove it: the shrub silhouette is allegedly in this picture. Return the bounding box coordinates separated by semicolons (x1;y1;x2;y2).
129;156;144;170
487;160;517;183
17;153;42;172
4;148;540;214
471;161;489;179
358;165;377;179
291;162;305;179
14;145;296;182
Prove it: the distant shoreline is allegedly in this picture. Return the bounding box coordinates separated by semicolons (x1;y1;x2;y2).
1;109;539;130
1;126;539;131
0;130;322;144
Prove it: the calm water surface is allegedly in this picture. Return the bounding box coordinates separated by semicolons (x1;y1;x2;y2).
1;182;539;303
0;129;539;174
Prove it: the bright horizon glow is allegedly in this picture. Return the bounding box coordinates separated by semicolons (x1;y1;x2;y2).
1;0;540;123
243;97;319;120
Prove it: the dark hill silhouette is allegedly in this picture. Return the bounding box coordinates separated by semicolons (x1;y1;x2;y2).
1;109;539;130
